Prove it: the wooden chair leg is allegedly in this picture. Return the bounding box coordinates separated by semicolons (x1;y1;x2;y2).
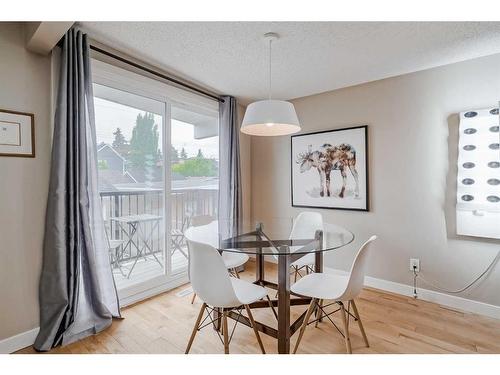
293;298;317;354
185;302;206;354
350;299;369;347
315;299;323;328
244;305;266;354
190;292;197;304
293;266;298;282
339;302;352;354
222;310;229;354
234;268;241;279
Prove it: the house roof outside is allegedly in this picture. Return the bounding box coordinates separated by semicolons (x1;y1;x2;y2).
97;143;216;193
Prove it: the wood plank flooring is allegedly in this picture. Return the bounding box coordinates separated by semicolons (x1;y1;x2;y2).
16;261;500;354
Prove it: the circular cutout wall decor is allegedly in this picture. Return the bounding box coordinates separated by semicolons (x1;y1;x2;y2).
487;178;500;186
461;194;474;201
464;128;477;134
486;196;500;203
462;162;475;169
488;161;500;168
490;108;499;115
490;126;499;133
464;111;478;118
462;178;475;185
489;143;500;150
463;145;476;151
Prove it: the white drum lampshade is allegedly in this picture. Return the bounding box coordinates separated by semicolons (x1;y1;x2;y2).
241;99;300;136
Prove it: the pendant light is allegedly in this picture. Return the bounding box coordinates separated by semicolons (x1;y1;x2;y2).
241;32;301;136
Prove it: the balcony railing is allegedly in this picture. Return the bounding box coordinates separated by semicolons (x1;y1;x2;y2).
100;188;218;270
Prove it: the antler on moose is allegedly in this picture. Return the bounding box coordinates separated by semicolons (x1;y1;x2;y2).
296;144;314;164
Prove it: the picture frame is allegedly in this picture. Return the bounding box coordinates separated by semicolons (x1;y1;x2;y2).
0;109;35;158
291;125;369;211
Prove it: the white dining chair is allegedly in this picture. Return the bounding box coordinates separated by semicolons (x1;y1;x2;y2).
189;215;214;227
189;216;250;304
289;212;323;282
185;239;267;354
291;235;377;354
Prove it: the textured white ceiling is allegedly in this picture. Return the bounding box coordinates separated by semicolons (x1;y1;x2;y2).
79;22;500;104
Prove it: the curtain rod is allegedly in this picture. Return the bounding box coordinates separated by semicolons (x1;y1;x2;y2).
89;44;225;103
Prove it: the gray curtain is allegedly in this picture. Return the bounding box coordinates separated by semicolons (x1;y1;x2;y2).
218;96;242;239
34;29;120;352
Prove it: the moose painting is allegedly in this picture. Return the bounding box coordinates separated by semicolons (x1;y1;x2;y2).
291;126;368;211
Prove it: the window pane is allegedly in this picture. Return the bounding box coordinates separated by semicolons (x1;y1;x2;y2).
94;83;166;291
169;104;219;274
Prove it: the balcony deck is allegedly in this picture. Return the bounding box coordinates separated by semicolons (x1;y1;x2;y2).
113;250;189;291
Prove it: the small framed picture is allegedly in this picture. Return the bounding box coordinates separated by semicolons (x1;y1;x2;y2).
0;109;35;158
291;125;369;211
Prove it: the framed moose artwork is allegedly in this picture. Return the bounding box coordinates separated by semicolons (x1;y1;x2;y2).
291;125;369;211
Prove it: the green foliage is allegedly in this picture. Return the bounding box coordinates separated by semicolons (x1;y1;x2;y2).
196;148;204;158
129;112;159;167
112;127;129;156
180;147;188;159
172;157;217;177
98;159;108;170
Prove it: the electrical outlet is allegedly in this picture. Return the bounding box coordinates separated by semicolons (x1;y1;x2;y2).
410;258;420;272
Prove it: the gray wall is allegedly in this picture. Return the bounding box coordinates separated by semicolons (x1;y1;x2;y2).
0;23;52;340
251;53;500;307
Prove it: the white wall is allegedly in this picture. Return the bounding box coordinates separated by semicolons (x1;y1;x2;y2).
0;23;52;340
251;53;500;307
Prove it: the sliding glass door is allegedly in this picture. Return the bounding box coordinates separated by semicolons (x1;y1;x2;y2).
169;103;219;275
92;59;219;304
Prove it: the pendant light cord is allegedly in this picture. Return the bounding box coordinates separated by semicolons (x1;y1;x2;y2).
268;37;272;100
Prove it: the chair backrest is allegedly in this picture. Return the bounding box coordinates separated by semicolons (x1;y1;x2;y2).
186;238;241;308
289;212;323;240
339;235;377;301
285;212;323;256
190;215;214;227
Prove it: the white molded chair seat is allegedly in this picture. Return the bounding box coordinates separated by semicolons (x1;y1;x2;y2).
223;251;250;270
231;278;267;305
291;252;315;269
291;235;377;354
291;273;349;300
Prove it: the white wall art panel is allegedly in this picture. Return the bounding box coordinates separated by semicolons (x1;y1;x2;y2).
456;106;500;239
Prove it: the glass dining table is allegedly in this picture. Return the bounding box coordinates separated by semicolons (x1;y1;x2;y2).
184;217;354;354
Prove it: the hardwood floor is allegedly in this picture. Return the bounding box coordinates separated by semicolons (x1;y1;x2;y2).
17;261;500;354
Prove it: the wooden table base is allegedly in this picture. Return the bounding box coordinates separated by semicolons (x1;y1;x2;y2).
219;226;324;354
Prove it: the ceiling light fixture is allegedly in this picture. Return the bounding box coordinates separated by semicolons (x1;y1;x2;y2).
241;32;301;136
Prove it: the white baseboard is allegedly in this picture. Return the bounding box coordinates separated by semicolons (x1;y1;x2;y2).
0;327;39;354
324;267;500;319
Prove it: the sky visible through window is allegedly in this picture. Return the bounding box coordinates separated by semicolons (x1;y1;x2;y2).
94;97;219;159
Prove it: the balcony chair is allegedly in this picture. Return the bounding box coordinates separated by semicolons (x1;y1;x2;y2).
185;239;266;354
291;235;377;354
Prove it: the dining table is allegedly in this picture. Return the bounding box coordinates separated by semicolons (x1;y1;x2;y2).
184;217;354;354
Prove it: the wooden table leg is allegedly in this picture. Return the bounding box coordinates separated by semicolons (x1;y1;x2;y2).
256;223;264;283
277;250;291;354
314;230;324;322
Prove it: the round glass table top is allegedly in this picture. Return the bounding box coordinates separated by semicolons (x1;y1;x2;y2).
184;217;354;255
